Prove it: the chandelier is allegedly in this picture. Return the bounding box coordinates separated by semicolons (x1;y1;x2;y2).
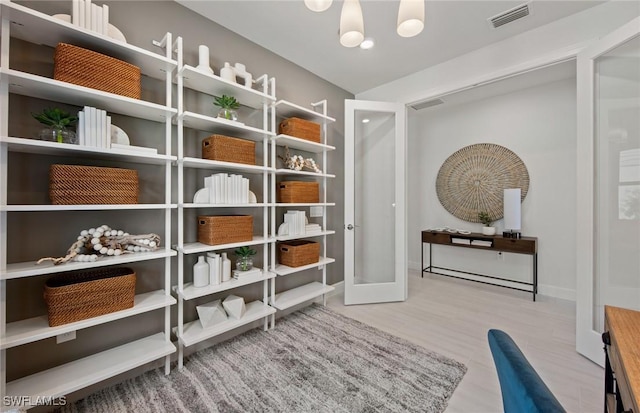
304;0;425;47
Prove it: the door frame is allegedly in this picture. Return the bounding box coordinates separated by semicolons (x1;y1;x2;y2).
344;99;408;305
575;16;640;366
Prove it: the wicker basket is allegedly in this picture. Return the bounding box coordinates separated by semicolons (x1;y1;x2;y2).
49;164;139;205
202;135;255;165
278;181;319;203
198;215;253;246
44;267;136;327
54;43;141;99
279;117;321;143
278;240;320;267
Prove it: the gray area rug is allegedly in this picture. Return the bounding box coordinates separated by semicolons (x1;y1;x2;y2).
57;304;467;412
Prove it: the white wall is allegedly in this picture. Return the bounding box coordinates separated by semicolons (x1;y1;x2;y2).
409;77;577;300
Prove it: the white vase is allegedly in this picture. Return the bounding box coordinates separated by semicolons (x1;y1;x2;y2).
220;62;236;83
221;252;231;282
207;252;220;285
482;226;496;236
193;256;209;287
196;45;213;75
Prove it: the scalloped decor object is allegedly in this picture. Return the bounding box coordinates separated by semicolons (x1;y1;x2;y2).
436;143;529;223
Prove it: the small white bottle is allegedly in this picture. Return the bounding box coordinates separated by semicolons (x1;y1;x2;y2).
220;62;235;83
193;256;209;288
207;252;220;285
221;252;231;282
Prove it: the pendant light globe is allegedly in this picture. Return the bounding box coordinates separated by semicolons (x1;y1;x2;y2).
340;0;365;47
397;0;424;38
304;0;332;12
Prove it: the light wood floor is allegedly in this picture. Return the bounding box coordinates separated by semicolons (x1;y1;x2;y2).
326;270;604;413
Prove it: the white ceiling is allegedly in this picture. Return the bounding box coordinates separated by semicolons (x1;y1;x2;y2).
176;0;604;95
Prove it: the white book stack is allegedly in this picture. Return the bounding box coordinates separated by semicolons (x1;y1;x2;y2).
72;0;110;35
284;211;306;236
232;267;262;279
205;173;250;204
471;240;493;247
451;238;471;245
305;224;322;233
77;106;110;149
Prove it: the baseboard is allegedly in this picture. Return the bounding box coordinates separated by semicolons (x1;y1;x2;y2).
537;283;576;301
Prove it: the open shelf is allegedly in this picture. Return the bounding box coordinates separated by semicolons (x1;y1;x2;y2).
2;69;177;122
179;66;274;109
182;203;268;208
270;282;335;310
272;135;335;153
0;137;175;165
179;236;271;255
275;202;335;207
273;100;335;123
1;204;176;212
273;257;335;276
4;333;175;404
181;157;271;174
0;1;177;79
275;169;335;178
174;270;276;301
2;249;177;280
1;291;176;350
276;230;335;242
180;111;273;140
176;300;275;347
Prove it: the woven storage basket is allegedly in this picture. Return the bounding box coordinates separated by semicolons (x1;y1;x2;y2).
278;181;319;203
54;43;141;99
202;135;255;165
44;267;136;327
278;240;320;267
279;117;321;143
198;215;253;246
49;164;138;205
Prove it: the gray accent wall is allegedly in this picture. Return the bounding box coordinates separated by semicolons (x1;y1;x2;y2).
8;1;351;403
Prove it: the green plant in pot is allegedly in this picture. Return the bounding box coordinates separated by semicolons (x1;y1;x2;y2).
213;95;240;121
234;246;257;271
478;211;496;236
32;108;78;144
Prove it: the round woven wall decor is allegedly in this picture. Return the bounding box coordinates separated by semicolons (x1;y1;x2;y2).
436;143;529;223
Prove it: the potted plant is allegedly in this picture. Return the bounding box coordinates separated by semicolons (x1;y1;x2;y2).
234;246;257;271
213;95;240;121
32;108;78;144
478;211;496;236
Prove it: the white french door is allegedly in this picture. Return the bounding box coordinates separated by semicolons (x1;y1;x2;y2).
576;16;640;365
344;100;407;305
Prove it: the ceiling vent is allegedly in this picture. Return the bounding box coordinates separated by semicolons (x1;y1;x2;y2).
489;3;530;29
411;98;444;111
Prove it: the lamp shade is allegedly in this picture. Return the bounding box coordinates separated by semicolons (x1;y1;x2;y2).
340;0;365;47
397;0;424;38
503;188;521;231
304;0;332;12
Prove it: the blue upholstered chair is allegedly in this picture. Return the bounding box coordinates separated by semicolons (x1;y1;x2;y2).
488;329;566;413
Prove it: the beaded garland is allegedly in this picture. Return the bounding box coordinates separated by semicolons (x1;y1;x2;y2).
37;224;161;265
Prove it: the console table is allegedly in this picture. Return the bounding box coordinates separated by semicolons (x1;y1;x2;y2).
421;230;538;301
603;306;640;413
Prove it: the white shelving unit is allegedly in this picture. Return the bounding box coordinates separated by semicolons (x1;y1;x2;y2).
0;1;176;408
269;100;337;321
173;39;276;368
